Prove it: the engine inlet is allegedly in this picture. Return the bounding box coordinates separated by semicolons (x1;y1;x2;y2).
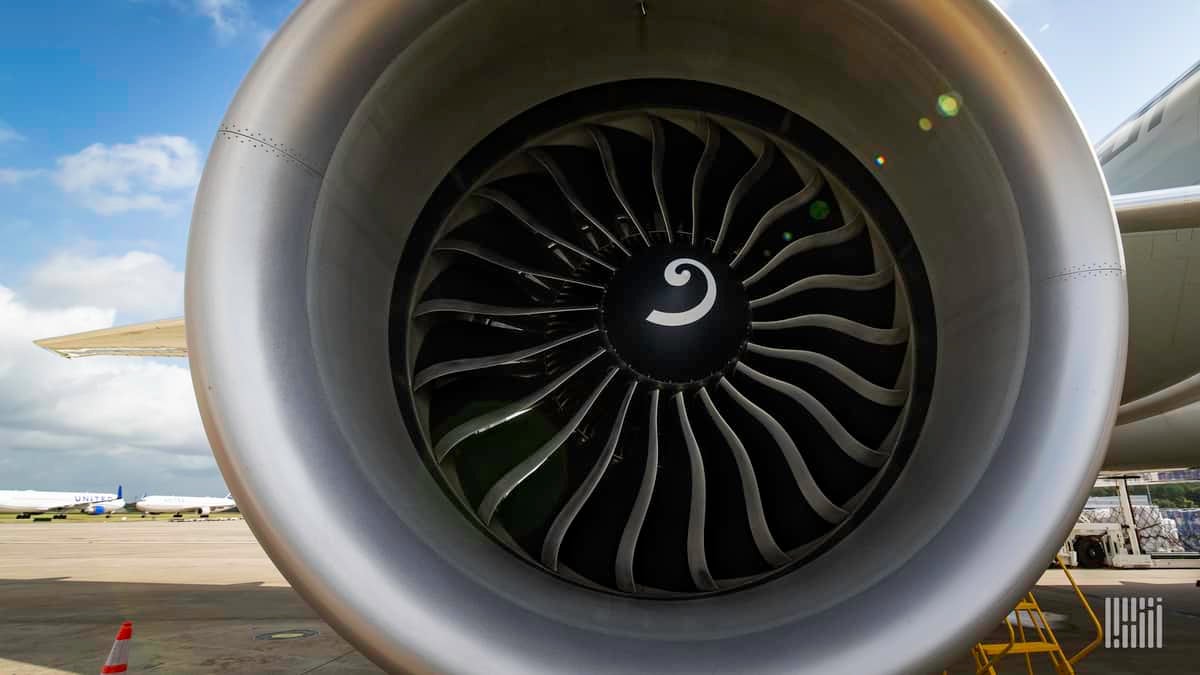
394;81;934;598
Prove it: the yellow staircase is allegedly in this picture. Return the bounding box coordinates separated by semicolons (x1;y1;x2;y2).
950;557;1103;674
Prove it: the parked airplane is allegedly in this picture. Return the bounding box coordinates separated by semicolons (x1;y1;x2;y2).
83;493;126;516
0;486;121;519
27;2;1200;673
135;494;236;517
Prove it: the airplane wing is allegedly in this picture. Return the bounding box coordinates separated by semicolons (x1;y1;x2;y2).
1109;185;1200;431
1112;184;1200;234
33;318;186;358
1118;371;1200;425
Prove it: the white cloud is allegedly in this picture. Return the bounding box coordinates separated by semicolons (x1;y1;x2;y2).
195;0;251;39
26;250;184;318
55;135;201;215
0;122;23;144
0;168;43;185
0;283;211;493
1040;23;1051;32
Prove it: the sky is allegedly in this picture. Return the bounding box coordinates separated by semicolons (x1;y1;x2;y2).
0;0;1198;497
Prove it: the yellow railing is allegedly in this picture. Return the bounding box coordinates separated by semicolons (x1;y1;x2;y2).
944;555;1103;674
972;616;1016;675
1055;555;1103;666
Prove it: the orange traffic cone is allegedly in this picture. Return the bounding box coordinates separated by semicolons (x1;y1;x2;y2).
100;621;132;673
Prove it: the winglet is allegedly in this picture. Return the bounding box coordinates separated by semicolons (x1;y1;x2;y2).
34;318;187;358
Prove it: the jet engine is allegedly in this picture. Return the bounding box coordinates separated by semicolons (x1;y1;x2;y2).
185;1;1127;673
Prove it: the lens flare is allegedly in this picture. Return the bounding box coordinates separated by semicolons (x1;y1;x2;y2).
782;231;794;242
936;93;961;118
918;117;933;131
874;154;887;167
809;200;831;221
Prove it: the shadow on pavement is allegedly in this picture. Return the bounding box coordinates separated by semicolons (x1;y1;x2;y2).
0;577;382;674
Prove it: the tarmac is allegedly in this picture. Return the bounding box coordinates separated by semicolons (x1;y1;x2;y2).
0;519;1197;674
0;519;381;674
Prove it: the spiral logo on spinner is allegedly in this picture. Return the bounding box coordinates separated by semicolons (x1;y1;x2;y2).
644;258;717;327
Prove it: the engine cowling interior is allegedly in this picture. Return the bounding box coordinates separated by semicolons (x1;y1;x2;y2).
185;1;1126;672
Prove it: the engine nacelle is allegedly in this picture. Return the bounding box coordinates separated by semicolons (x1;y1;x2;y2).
199;506;211;516
186;1;1126;673
84;500;122;515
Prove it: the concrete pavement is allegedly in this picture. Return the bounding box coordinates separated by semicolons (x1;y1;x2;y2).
0;520;381;674
2;519;1197;674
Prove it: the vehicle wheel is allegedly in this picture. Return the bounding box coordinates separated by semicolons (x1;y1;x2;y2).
1076;537;1106;569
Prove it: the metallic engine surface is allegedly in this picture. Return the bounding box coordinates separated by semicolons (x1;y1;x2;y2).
185;1;1126;673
